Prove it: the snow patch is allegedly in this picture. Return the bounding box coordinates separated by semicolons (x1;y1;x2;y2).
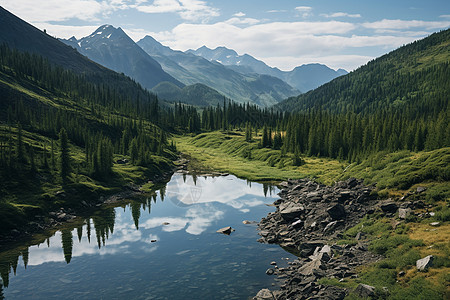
226;55;231;58
106;34;112;39
237;61;241;65
96;31;102;35
77;42;82;48
215;60;222;64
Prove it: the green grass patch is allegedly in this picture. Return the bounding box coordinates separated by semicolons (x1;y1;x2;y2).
174;131;344;183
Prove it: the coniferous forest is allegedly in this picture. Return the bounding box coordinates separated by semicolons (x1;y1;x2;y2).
1;29;449;237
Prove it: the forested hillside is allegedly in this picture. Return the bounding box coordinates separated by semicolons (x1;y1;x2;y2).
278;29;449;115
0;45;192;235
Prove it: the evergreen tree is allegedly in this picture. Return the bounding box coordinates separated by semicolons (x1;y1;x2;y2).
59;128;71;183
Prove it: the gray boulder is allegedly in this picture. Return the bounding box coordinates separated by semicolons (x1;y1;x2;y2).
355;284;375;297
416;255;434;271
254;289;274;300
380;202;398;213
279;202;305;221
398;208;411;219
327;204;346;220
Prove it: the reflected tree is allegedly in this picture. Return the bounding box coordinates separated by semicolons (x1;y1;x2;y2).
61;229;73;264
160;186;166;202
77;225;83;242
92;208;116;248
130;201;141;230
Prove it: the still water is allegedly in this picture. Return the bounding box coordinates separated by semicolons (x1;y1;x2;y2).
0;174;295;299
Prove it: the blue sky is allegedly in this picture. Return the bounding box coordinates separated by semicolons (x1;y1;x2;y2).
2;0;449;70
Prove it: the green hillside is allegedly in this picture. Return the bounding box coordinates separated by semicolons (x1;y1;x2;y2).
0;46;177;236
152;82;225;106
277;29;449;115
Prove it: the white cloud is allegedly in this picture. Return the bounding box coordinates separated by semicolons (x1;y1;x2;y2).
148;20;429;71
135;0;219;22
1;0;125;22
33;23;100;39
295;6;312;12
267;10;287;13
233;12;246;17
321;12;361;18
439;15;450;18
363;19;450;30
295;6;312;18
225;17;260;25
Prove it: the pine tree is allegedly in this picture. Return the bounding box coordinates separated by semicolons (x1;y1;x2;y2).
59;128;71;183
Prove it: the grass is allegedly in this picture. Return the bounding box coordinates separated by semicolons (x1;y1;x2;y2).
332;213;450;299
174;131;345;183
340;148;450;202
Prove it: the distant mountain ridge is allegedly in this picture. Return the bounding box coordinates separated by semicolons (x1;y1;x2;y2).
187;46;347;92
137;36;300;107
61;25;183;90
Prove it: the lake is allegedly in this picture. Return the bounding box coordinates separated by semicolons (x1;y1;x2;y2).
0;173;296;299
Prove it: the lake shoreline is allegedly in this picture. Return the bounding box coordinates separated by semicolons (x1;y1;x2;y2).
0;162;178;249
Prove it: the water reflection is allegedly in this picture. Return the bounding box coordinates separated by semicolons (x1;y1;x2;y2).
0;174;281;299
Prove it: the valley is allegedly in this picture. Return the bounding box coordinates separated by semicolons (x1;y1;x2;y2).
0;4;449;300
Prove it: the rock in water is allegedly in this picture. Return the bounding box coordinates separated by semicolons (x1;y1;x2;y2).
216;226;234;235
279;202;305;221
254;289;274;300
416;255;434;271
355;284;375;297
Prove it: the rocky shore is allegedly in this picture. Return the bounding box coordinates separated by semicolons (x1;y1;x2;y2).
254;178;386;299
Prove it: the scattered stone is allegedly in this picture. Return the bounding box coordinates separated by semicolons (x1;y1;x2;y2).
254;289;274;300
327;204;346;220
430;222;440;226
355;284;375;297
162;222;170;225
270;261;277;265
243;220;252;224
416;255;434;271
398;208;411;219
255;178;381;300
380;202;398;213
216;226;234;235
150;240;157;243
355;232;364;240
416;186;427;193
398;271;406;277
279;202;305;221
266;268;275;275
291;219;304;229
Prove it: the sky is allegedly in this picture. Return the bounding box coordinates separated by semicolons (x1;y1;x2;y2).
2;0;449;71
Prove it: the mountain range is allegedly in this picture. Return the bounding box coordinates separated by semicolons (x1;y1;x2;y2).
187;46;347;92
1;4;347;108
61;25;183;91
62;26;346;107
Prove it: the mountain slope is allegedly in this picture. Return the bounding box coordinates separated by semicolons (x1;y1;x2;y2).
187;46;347;92
0;6;104;73
152;82;225;106
61;25;183;90
137;36;299;107
0;7;175;103
276;29;450;114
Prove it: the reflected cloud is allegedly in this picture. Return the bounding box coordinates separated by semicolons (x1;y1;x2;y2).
185;205;224;235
